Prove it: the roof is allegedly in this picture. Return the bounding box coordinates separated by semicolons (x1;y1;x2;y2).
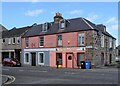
22;17;115;39
2;26;32;38
0;24;8;32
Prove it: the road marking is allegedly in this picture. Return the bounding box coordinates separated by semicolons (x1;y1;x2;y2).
65;72;77;75
19;70;24;71
2;75;16;85
30;70;47;73
2;69;9;71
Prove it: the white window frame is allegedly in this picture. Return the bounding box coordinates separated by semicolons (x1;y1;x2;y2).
8;38;11;44
42;23;48;32
39;37;44;47
78;33;85;46
101;34;104;47
57;35;62;46
17;37;20;44
38;52;44;65
26;37;29;48
113;40;116;49
12;37;15;44
109;38;112;48
24;52;30;64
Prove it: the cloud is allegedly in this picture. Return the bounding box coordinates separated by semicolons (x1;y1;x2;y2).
69;10;83;15
107;24;118;31
25;9;45;16
86;14;99;22
106;17;117;24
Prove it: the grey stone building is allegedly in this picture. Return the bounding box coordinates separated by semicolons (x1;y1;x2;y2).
1;26;32;61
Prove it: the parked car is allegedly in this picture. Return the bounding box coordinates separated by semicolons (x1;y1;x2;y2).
2;58;21;67
115;56;120;62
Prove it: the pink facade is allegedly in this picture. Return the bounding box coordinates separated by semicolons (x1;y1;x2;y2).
22;31;86;68
44;35;57;47
50;47;86;68
62;32;78;47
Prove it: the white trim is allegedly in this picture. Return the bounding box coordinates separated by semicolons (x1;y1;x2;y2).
24;52;30;64
38;52;45;65
24;48;56;52
12;37;15;44
82;18;94;29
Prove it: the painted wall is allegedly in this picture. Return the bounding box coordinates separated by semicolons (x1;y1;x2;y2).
62;32;78;47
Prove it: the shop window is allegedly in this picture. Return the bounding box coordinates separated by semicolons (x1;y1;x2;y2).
56;53;62;65
77;53;85;66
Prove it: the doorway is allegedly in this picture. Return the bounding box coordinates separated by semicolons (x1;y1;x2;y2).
109;54;112;64
66;53;73;68
31;52;36;66
56;53;62;66
101;53;104;65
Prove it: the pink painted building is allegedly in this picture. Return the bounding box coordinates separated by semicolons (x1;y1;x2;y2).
21;13;116;68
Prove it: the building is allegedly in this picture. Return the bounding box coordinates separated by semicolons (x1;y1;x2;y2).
2;26;32;61
21;13;116;68
0;24;8;62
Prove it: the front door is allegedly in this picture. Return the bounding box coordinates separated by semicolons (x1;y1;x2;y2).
31;53;36;66
66;53;73;68
109;54;112;64
101;53;104;65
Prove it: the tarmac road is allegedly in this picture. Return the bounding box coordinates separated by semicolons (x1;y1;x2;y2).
2;66;119;85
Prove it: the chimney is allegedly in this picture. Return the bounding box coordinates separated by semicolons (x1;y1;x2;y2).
97;24;106;32
54;12;63;23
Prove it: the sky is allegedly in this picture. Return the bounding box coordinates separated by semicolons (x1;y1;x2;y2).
1;2;119;45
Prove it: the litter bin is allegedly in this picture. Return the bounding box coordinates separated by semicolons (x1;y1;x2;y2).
85;60;91;69
81;61;86;69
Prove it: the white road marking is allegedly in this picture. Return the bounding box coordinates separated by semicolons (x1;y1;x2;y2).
19;70;24;71
30;70;47;73
2;69;9;71
2;75;16;85
65;72;77;75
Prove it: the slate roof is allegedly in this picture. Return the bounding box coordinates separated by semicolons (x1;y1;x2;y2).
22;17;115;39
2;26;32;38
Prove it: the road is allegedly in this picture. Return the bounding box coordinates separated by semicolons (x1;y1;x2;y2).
2;66;119;85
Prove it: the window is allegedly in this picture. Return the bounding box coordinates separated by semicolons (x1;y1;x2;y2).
77;53;85;66
12;38;15;44
25;53;29;64
60;20;65;29
61;22;65;28
113;40;116;49
3;39;5;43
109;38;112;48
17;37;20;44
57;35;62;46
101;34;104;47
68;56;72;60
42;23;48;32
56;53;62;65
38;52;44;65
26;38;29;48
78;33;84;46
8;38;11;44
40;37;44;47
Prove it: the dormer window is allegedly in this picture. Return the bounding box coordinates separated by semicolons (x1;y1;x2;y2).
61;22;65;28
60;19;65;29
42;23;48;32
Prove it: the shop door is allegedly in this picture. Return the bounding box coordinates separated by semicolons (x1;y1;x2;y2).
31;53;36;66
66;53;73;68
